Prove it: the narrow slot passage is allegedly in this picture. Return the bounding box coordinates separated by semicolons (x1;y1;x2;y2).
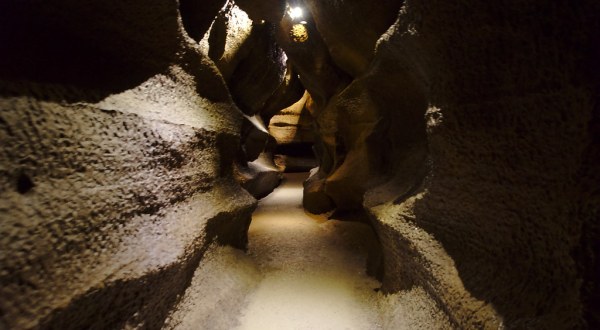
235;173;382;330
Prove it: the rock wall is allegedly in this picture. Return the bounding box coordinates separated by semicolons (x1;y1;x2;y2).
1;0;598;329
280;0;599;328
269;92;319;172
199;2;305;198
0;1;257;329
388;2;600;328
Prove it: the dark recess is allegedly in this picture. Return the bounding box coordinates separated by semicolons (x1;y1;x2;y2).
16;173;34;194
275;142;315;158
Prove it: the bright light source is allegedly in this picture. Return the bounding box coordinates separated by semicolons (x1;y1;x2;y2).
291;24;308;43
289;7;303;20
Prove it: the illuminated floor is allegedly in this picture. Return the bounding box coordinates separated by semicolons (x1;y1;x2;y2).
235;173;382;330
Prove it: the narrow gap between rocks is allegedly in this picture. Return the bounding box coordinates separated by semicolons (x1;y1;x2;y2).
2;1;596;329
237;172;382;329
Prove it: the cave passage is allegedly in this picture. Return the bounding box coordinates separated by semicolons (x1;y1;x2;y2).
236;172;382;329
1;0;597;329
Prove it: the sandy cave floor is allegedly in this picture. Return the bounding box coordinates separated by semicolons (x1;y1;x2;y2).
164;173;448;330
235;173;383;330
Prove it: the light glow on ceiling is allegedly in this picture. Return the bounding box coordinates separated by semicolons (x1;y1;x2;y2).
289;7;304;20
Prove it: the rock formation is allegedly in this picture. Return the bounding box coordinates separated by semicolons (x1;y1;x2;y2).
281;0;599;328
200;2;307;198
0;0;598;329
269;92;318;172
0;1;258;328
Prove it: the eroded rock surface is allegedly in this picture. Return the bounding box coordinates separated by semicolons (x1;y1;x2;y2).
279;0;599;328
234;152;283;199
0;0;598;329
303;0;402;77
0;1;256;329
200;2;309;198
268;92;318;172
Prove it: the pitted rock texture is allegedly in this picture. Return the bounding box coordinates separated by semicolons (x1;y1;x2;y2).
0;0;257;329
0;0;598;329
199;2;305;198
372;2;599;328
0;80;256;330
280;0;599;328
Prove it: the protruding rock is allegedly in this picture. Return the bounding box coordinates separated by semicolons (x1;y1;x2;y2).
274;10;350;111
269;92;318;172
268;92;314;145
201;3;254;80
235;152;283;199
303;168;335;214
228;24;288;116
241;115;270;161
260;62;306;126
180;0;227;41
0;1;256;329
303;0;402;77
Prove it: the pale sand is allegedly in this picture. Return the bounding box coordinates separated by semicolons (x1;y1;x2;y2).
235;173;382;330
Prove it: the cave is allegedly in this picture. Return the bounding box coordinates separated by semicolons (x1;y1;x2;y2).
0;0;598;329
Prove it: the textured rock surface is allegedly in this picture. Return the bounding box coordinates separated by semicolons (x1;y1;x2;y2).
180;0;227;42
162;245;262;330
274;10;350;111
303;0;402;77
280;0;600;328
227;24;287;117
201;3;254;81
0;1;256;329
234;153;283;199
370;2;599;328
268;92;318;173
259;62;306;126
1;0;598;329
240;115;270;162
269;92;314;146
200;2;306;198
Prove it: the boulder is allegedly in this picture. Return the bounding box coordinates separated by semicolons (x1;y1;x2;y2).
235;153;283;199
